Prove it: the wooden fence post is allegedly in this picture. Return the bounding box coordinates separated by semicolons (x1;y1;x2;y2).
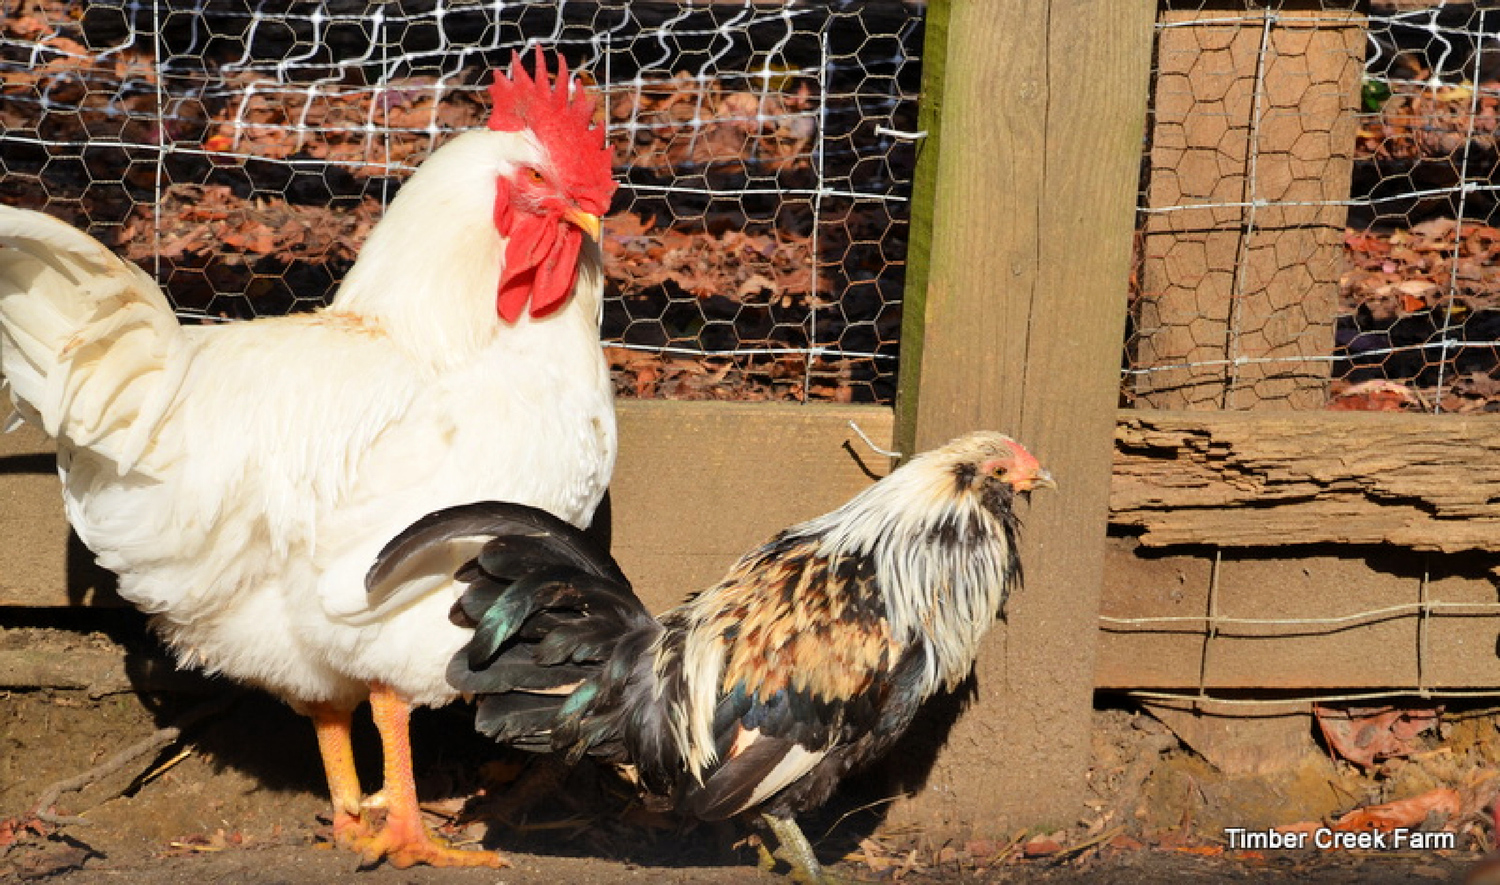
891;0;1154;836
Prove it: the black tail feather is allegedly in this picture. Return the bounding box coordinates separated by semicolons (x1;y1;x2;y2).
384;502;672;769
467;567;593;670
474;693;567;745
368;500;626;596
448;641;593;694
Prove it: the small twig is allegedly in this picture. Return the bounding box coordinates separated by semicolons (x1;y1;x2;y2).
819;794;900;843
990;829;1032;865
1056;825;1126;861
133;746;194;790
31;692;237;826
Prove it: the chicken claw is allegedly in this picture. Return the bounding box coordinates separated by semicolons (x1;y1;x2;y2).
345;811;507;870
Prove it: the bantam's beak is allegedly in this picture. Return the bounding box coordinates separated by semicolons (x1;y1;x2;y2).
1015;467;1057;493
565;207;602;242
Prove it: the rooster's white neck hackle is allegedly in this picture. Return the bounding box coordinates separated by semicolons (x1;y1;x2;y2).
329;129;601;368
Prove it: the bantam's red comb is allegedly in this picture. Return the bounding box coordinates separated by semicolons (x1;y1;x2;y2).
487;46;614;214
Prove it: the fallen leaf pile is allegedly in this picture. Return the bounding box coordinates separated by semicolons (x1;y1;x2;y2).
1357;80;1500;164
106;184;378;316
0;13;202;149
606;346;859;403
609;72;816;177
604;211;820;305
200;69;816;180
1343;219;1500;318
116;185;378;267
1313;703;1444;770
202;76;490;177
1339;218;1500;412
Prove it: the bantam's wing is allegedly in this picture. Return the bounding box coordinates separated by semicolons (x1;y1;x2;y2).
663;530;915;820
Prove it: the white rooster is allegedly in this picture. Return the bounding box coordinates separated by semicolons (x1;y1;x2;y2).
0;48;617;869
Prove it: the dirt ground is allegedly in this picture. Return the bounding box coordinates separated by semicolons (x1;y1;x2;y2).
0;616;1493;884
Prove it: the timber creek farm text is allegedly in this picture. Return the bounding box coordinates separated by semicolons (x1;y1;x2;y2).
1223;828;1457;851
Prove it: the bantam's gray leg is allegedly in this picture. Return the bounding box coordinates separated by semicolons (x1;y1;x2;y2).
760;812;841;885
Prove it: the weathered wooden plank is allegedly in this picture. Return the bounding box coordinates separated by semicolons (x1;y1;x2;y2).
610;400;892;614
1096;537;1500;690
12;398;1500;697
1113;410;1500;552
0;647;216;694
0;424;119;607
890;0;1155;838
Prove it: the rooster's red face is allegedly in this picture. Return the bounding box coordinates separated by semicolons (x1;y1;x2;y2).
487;47;617;323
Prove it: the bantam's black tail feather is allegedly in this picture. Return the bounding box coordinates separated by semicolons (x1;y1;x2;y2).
544;626;679;772
465;566;598;669
389;502;672;765
474;692;569;745
456;567;663;759
446;637;596;694
369;501;626;596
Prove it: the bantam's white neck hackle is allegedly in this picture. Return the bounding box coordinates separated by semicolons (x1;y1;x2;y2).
329;129;602;367
809;432;1024;693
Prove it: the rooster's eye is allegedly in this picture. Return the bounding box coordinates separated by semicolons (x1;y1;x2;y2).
525;168;546;185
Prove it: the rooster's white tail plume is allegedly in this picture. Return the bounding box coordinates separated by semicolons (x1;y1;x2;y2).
0;205;184;476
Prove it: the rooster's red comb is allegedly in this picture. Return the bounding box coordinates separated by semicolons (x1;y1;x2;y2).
487;46;613;213
488;45;593;134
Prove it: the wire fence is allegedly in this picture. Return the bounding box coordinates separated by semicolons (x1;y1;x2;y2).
0;0;920;404
1118;1;1500;709
12;1;1490;413
1131;0;1500;415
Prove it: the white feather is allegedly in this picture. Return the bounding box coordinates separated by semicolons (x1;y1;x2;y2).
740;738;825;812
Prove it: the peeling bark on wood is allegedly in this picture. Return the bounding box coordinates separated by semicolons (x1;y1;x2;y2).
1112;410;1500;552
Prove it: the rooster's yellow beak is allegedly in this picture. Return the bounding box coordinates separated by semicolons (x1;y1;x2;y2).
565;208;602;242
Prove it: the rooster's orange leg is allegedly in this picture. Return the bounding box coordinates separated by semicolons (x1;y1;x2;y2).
349;682;507;869
307;702;372;846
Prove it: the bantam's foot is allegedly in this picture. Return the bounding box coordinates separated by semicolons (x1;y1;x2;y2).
759;813;848;885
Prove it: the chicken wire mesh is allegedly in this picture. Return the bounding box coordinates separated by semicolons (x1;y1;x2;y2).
0;0;920;404
1131;0;1500;415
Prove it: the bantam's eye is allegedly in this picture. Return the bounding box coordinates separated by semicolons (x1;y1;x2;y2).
525;168;546;185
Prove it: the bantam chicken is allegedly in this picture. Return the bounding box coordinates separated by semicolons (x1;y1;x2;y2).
0;48;616;869
367;431;1054;883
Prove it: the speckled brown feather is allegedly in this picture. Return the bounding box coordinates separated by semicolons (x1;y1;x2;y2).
686;540;895;705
